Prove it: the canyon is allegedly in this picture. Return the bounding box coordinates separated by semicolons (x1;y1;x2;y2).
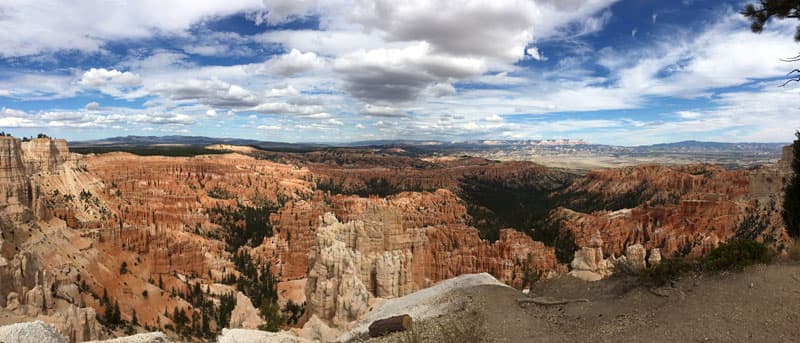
0;136;792;341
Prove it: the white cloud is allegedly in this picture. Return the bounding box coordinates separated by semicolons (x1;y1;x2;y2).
0;0;265;57
2;108;27;117
150;79;261;108
485;114;504;122
250;102;325;115
260;49;325;77
426;83;456;97
80;68;141;88
602;11;798;98
266;85;301;97
676;111;701;119
85;102;101;111
0;107;198;129
0;116;37;128
334;42;485;102
362;104;408;117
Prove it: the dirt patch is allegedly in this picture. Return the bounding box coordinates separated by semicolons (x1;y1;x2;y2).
359;263;800;342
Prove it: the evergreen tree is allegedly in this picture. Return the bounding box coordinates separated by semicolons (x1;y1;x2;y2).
743;1;800;41
112;300;121;325
104;301;115;325
743;1;800;84
784;131;800;237
132;309;138;326
102;288;109;306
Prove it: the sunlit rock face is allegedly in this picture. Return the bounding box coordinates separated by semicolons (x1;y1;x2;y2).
21;138;69;174
553;164;790;276
0;137;34;220
304;208;565;328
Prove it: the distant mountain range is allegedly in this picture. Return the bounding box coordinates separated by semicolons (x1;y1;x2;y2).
70;135;788;153
69;135;326;151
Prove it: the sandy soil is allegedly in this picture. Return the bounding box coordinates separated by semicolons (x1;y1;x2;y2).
363;263;800;343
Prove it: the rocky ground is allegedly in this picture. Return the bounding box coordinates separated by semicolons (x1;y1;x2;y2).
360;263;800;343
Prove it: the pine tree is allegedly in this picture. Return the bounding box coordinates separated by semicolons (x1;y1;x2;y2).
132;309;138;326
743;1;800;41
102;288;109;306
104;301;115;326
784;131;800;237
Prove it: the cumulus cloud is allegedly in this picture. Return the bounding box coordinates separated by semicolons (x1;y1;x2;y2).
85;102;101;111
425;83;456;97
261;49;325;77
0;0;264;57
334;42;485;102
80;68;141;87
361;104;408;117
250;102;325;116
150;79;261;108
350;0;537;61
0;107;196;129
266;85;301;97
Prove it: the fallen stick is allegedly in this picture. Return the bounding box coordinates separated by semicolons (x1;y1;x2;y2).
516;296;590;305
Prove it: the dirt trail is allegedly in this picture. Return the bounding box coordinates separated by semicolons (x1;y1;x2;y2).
365;263;800;342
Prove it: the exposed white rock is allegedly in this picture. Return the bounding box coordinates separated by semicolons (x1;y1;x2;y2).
56;283;80;304
86;332;171;343
625;244;647;272
301;315;341;342
568;232;613;281
339;272;508;341
0;320;66;343
218;328;310;343
648;248;662;266
305;216;372;328
229;291;266;329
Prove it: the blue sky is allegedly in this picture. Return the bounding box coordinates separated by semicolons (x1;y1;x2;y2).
0;0;798;145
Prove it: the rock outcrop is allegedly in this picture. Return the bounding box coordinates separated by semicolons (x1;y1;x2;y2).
568;232;614;281
21;138;69;174
0;136;35;220
0;320;66;343
229;292;266;329
305;211;564;327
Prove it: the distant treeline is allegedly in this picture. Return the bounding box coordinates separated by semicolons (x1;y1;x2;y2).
70;145;228;156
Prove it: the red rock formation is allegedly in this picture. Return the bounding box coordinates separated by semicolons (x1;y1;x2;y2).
305;211;565;327
552;164;789;261
258;189;472;280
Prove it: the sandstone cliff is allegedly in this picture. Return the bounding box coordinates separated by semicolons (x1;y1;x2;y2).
304;210;564;328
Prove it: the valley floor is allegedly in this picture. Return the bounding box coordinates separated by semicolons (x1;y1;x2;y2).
363;263;800;343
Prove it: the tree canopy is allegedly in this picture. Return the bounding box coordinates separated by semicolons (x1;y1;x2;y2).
743;0;800;41
784;131;800;237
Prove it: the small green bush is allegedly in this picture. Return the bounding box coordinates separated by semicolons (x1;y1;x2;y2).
701;239;772;272
639;257;692;287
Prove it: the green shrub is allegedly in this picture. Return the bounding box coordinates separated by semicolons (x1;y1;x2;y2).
639;257;692;287
701;239;772;272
